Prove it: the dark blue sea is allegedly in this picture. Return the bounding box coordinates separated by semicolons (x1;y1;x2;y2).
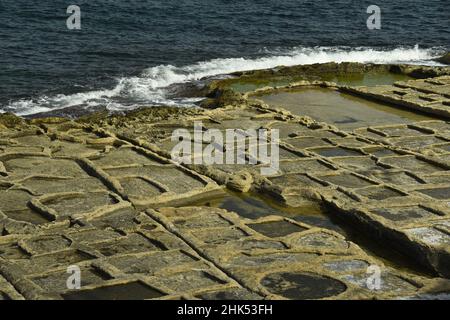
0;0;449;116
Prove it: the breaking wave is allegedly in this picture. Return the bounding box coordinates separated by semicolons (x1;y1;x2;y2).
3;45;445;116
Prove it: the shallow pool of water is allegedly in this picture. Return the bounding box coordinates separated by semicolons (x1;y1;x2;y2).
188;190;433;276
62;281;164;300
322;73;412;87
228;72;412;93
192;190;345;234
257;88;436;129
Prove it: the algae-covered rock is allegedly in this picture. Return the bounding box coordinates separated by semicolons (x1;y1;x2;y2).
30;117;70;125
437;52;450;65
0;113;27;129
226;172;253;193
77;106;199;127
203;87;244;108
1;62;450;300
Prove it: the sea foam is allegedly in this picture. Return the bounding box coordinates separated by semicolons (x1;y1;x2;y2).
3;45;445;116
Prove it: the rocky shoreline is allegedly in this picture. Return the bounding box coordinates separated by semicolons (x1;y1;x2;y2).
1;60;450;300
437;53;450;65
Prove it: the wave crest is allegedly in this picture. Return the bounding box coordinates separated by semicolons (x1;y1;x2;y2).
3;45;445;116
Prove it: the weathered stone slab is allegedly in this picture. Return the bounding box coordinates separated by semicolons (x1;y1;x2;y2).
2;64;450;299
148;206;436;299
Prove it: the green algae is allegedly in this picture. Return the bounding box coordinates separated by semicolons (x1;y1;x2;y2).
226;72;412;93
321;72;412;87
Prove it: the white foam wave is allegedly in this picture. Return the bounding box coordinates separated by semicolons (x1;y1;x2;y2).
3;45;446;116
